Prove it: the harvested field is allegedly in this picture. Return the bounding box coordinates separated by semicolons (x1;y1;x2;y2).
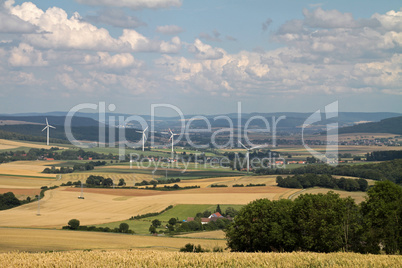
61;173;153;185
0;185;295;228
0;188;39;195
0;139;66;150
0;228;225;253
0;161;58;178
0;175;55;189
175;230;225;239
291;188;367;203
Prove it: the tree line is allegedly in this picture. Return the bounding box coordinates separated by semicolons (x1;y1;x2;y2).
276;174;368;192
225;180;402;254
255;159;402;185
366;150;402;161
42;161;107;174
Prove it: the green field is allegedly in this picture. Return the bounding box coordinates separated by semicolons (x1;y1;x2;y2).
96;204;244;235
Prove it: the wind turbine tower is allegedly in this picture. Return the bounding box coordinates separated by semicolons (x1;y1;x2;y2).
168;129;179;160
238;141;267;174
42;118;55;146
136;127;148;151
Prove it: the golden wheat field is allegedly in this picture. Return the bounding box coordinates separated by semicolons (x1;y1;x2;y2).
0;161;59;178
0;228;225;253
0;250;401;268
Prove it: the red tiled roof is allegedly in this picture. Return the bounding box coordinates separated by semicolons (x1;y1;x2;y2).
201;218;210;223
209;212;223;218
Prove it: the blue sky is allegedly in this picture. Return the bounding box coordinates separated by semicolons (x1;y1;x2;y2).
0;0;401;115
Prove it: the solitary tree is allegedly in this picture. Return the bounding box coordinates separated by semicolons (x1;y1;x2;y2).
68;219;80;230
119;223;129;233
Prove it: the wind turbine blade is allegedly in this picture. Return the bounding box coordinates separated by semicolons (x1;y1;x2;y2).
49;125;56;129
136;131;142;133
169;128;173;135
144;126;148;132
250;144;268;150
42;126;48;132
238;141;247;150
45;118;48;126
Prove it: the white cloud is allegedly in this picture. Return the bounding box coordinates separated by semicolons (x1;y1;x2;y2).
75;0;182;10
8;43;47;66
188;39;225;60
372;10;402;31
160;36;182;53
84;52;136;68
0;10;37;33
156;25;183;35
6;1;181;54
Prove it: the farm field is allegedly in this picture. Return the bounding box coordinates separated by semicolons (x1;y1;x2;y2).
0;228;225;253
1;249;401;267
0;183;297;228
0;139;69;151
290;188;368;203
0;161;60;178
175;230;226;239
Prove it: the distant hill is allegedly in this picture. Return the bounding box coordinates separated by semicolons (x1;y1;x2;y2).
0;124;142;143
0;115;100;127
338;116;402;135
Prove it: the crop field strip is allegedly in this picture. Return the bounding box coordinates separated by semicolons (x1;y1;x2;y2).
0;249;401;267
0;228;226;253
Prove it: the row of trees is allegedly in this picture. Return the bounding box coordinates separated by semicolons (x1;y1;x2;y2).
85;175;125;187
134;178;181;186
276;174;368;192
63;219;134;234
42;161;107;174
225;181;402;254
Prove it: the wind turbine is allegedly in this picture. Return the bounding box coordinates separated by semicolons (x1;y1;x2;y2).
238;141;267;174
167;129;179;160
42;118;55;146
136;127;148;151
